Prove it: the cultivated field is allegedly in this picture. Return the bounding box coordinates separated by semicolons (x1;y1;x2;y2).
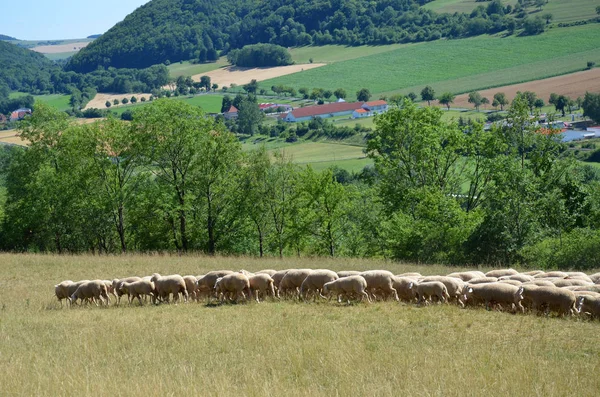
264;24;600;97
31;41;90;54
167;58;229;78
1;253;599;396
83;93;152;110
452;68;600;108
194;63;326;87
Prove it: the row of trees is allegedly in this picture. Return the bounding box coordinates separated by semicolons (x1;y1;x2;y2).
1;96;600;268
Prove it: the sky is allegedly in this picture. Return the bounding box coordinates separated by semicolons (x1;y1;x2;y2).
2;0;150;40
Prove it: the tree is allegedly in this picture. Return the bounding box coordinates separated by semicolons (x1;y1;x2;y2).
542;13;553;24
535;0;546;11
389;94;405;107
407;92;418;102
121;97;129;104
200;75;211;91
113;99;119;105
555;95;568;116
520;91;538;113
582;92;600;124
323;90;333;102
438;92;455;110
481;97;490;109
212;83;218;92
130;96;137;104
534;98;544;109
523;17;545;35
493;92;508;111
221;95;232;113
105;101;111;108
356;88;371;102
420;86;435;106
597;5;600;15
468;91;484;111
243;79;259;94
237;95;263;136
333;88;347;100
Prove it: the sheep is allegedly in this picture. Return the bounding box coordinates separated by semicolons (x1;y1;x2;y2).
239;269;255;277
392;276;417;302
550;278;592;288
322;276;370;303
517;285;576;316
214;273;250;303
69;280;110;306
523;280;556;287
498;279;523;287
396;272;422;278
279;269;312;299
564;272;593;283
485;268;519;278
447;271;483;282
112;277;142;304
299;270;338;301
576;295;600;318
151;273;188;303
498;274;534;283
271;269;291;296
409;281;450;305
419;276;466;306
248;273;276;303
360;270;398;301
54;280;74;306
197;270;234;302
337;271;361;278
523;270;545;277
563;285;600;293
537;271;568;279
256;269;277;277
467;277;498;285
463;283;524;313
183;276;199;301
589;272;600;283
119;280;156;305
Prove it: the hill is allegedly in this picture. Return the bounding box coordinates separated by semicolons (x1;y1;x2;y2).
67;0;524;73
0;41;61;93
0;34;17;41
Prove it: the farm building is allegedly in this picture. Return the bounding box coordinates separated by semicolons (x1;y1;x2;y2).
279;100;388;122
10;108;31;121
223;105;238;120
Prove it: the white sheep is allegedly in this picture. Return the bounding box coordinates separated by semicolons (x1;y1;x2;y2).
360;270;399;301
409;281;450;305
119;280;156;305
151;273;188;303
248;273;276;303
112;277;142;304
322;276;370;303
69;280;110;306
300;270;339;301
279;269;312;299
214;273;251;303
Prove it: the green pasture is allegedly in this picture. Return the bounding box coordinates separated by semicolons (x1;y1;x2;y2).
289;43;409;64
263;24;600;97
43;51;77;61
9;92;72;112
423;0;517;13
8;37;93;49
167;58;228;78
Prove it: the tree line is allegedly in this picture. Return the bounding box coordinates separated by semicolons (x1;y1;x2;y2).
1;96;599;269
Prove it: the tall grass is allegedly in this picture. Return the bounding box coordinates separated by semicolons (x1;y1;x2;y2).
1;254;599;396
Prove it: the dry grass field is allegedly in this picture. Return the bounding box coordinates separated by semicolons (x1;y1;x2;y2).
193;63;326;87
1;253;599;396
31;42;90;54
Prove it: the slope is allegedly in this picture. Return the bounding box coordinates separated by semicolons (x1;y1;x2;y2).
0;41;61;92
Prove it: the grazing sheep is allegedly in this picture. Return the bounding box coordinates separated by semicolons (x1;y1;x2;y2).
256;269;277;277
410;281;450;305
54;280;74;306
279;269;312;299
543;271;569;279
447;271;483;282
360;270;399;301
322;276;370;303
183;276;199;301
420;276;466;306
214;273;251;303
151;273;188;303
589;272;600;283
248;273;276;302
485;269;519;278
522;270;544;276
564;272;592;282
563;285;600;293
271;269;291;296
337;271;361;278
300;270;339;301
523;280;556;287
396;272;422;278
119;280;156;305
498;274;534;283
576;295;600;318
463;283;524;312
239;269;255;277
550;278;592;288
392;277;417;302
197;271;234;301
112;277;142;304
468;277;498;285
517;285;576;316
498;279;523;287
69;280;110;306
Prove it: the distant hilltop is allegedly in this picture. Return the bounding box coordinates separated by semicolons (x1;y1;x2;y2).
87;34;102;39
0;34;17;41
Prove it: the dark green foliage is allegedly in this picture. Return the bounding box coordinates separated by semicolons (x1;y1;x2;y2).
227;44;292;67
66;0;529;72
522;17;545;35
0;95;34;115
0;34;17;40
0;41;60;93
582;92;600;124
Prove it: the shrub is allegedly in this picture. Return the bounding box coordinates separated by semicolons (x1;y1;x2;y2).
227;44;293;67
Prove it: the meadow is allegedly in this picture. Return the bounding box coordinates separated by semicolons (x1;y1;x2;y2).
9;92;71;112
0;253;599;396
264;24;600;97
167;58;228;78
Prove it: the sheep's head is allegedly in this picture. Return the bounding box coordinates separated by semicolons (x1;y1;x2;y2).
151;273;161;282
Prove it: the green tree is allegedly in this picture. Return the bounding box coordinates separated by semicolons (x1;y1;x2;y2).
582;92;600;123
468;91;483;111
121;97;129;105
389;94;405;107
534;98;544;109
237;96;263;136
438;92;455;110
298;87;309;99
542;13;553;24
130;96;137;104
407;92;418;102
243;79;259;94
200;75;211;91
523;17;545;35
113;99;119;105
212;83;218;92
520;91;537;113
221;95;232;113
356;88;371;102
493;92;508;111
323;90;333;102
105;101;111;108
333;88;347;100
420;86;435;106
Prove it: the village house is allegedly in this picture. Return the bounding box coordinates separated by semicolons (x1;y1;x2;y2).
10;108;31;121
279;100;388;122
223;105;238;120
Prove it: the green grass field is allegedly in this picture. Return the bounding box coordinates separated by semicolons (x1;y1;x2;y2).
43;51;78;61
9;92;72;112
167;58;228;78
423;0;516;14
1;253;599;396
264;24;600;97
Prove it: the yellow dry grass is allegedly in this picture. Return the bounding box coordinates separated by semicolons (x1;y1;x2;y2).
1;253;599;396
32;42;90;54
193;63;326;87
83;93;152;110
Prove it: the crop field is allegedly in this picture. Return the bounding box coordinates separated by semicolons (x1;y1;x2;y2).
167;58;228;78
263;24;600;97
1;253;599;396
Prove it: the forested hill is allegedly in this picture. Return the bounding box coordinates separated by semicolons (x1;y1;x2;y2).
0;41;60;93
0;34;17;40
67;0;519;73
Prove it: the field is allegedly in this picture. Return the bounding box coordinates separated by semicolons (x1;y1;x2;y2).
31;42;90;54
263;24;600;97
9;92;72;112
0;253;599;396
195;63;326;88
83;93;152;110
167;58;229;78
424;0;518;14
452;68;600;107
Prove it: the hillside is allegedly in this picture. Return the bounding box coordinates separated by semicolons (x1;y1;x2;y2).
0;41;61;93
67;0;523;73
0;34;17;41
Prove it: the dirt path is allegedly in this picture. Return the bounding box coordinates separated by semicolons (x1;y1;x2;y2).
453;69;600;108
192;63;326;87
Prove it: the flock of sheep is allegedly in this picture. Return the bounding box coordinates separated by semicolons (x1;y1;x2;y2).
54;268;600;318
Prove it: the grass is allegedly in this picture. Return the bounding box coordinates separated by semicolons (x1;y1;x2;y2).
167;58;228;78
1;253;599;396
43;51;77;61
9;92;72;112
263;24;600;97
423;0;517;13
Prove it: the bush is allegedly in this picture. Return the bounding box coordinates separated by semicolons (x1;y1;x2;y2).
227;44;293;67
588;61;596;69
82;108;105;118
520;228;600;270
